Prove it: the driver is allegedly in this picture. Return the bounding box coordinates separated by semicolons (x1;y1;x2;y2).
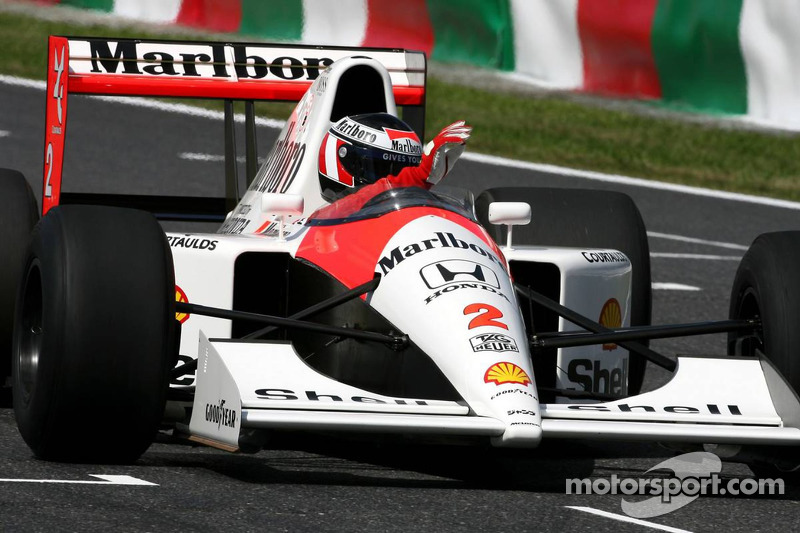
316;113;471;217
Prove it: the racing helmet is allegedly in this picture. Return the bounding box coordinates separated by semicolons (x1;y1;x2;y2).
318;113;422;202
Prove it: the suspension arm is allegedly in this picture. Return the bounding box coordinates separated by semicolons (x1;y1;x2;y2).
514;283;677;372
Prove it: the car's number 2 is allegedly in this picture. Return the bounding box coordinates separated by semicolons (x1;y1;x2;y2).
464;303;508;330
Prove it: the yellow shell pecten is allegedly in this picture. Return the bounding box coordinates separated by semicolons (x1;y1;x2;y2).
599;298;621;350
175;285;190;324
484;362;531;386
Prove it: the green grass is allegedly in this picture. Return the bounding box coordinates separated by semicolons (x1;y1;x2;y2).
3;9;800;201
429;80;800;199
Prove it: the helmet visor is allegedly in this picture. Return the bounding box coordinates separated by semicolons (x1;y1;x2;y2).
339;142;421;185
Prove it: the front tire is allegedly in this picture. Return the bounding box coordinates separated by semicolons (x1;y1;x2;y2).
728;231;800;479
729;231;800;391
13;205;176;463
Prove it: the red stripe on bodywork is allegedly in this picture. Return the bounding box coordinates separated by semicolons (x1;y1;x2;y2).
577;0;661;98
362;0;434;55
297;207;504;290
176;0;243;33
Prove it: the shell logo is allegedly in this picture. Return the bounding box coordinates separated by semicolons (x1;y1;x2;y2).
599;298;621;350
175;285;190;324
484;362;531;387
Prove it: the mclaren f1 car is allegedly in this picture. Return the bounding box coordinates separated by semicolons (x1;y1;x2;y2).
1;36;800;475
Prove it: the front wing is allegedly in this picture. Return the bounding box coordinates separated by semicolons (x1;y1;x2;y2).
188;334;800;450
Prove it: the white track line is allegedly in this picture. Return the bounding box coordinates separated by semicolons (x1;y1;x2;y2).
0;75;44;90
566;506;693;533
652;282;701;291
180;152;225;162
647;231;748;251
180;152;264;164
0;130;9;137
4;73;799;211
0;474;157;486
650;253;741;261
89;95;286;128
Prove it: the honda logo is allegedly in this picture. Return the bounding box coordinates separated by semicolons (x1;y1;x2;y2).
420;260;500;289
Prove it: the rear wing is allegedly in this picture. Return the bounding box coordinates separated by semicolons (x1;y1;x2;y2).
43;36;426;219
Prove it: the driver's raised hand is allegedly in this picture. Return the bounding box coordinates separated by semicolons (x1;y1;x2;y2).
422;121;472;184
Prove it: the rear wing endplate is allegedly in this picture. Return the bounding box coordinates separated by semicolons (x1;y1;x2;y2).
43;36;426;219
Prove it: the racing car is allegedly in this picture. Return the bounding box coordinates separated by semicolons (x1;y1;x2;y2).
1;36;800;474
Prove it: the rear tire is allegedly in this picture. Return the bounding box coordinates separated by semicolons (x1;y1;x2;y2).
12;205;176;463
0;169;38;406
475;187;652;394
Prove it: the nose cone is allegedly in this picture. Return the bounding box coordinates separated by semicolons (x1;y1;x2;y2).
369;214;542;446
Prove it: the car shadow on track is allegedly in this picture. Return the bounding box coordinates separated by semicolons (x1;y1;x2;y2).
138;433;678;493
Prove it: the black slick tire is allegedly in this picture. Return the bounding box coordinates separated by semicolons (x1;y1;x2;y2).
728;231;800;479
729;231;800;391
0;169;38;405
13;205;175;463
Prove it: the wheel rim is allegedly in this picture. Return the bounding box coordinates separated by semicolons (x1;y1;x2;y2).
732;286;763;356
17;263;43;403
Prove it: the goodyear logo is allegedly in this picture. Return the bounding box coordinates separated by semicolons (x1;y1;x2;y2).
175;285;189;324
484;362;531;387
205;399;237;429
599;298;622;350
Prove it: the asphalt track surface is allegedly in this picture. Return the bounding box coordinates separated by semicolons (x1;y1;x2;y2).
2;79;800;532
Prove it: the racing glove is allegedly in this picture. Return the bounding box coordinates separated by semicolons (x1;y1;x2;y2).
420;121;472;185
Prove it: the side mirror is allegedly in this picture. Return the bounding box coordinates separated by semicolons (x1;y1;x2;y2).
261;193;304;242
488;201;531;251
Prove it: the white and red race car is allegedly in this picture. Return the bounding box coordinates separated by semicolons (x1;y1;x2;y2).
2;36;800;472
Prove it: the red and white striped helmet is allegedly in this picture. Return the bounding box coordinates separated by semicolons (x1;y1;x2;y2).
318;113;422;202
